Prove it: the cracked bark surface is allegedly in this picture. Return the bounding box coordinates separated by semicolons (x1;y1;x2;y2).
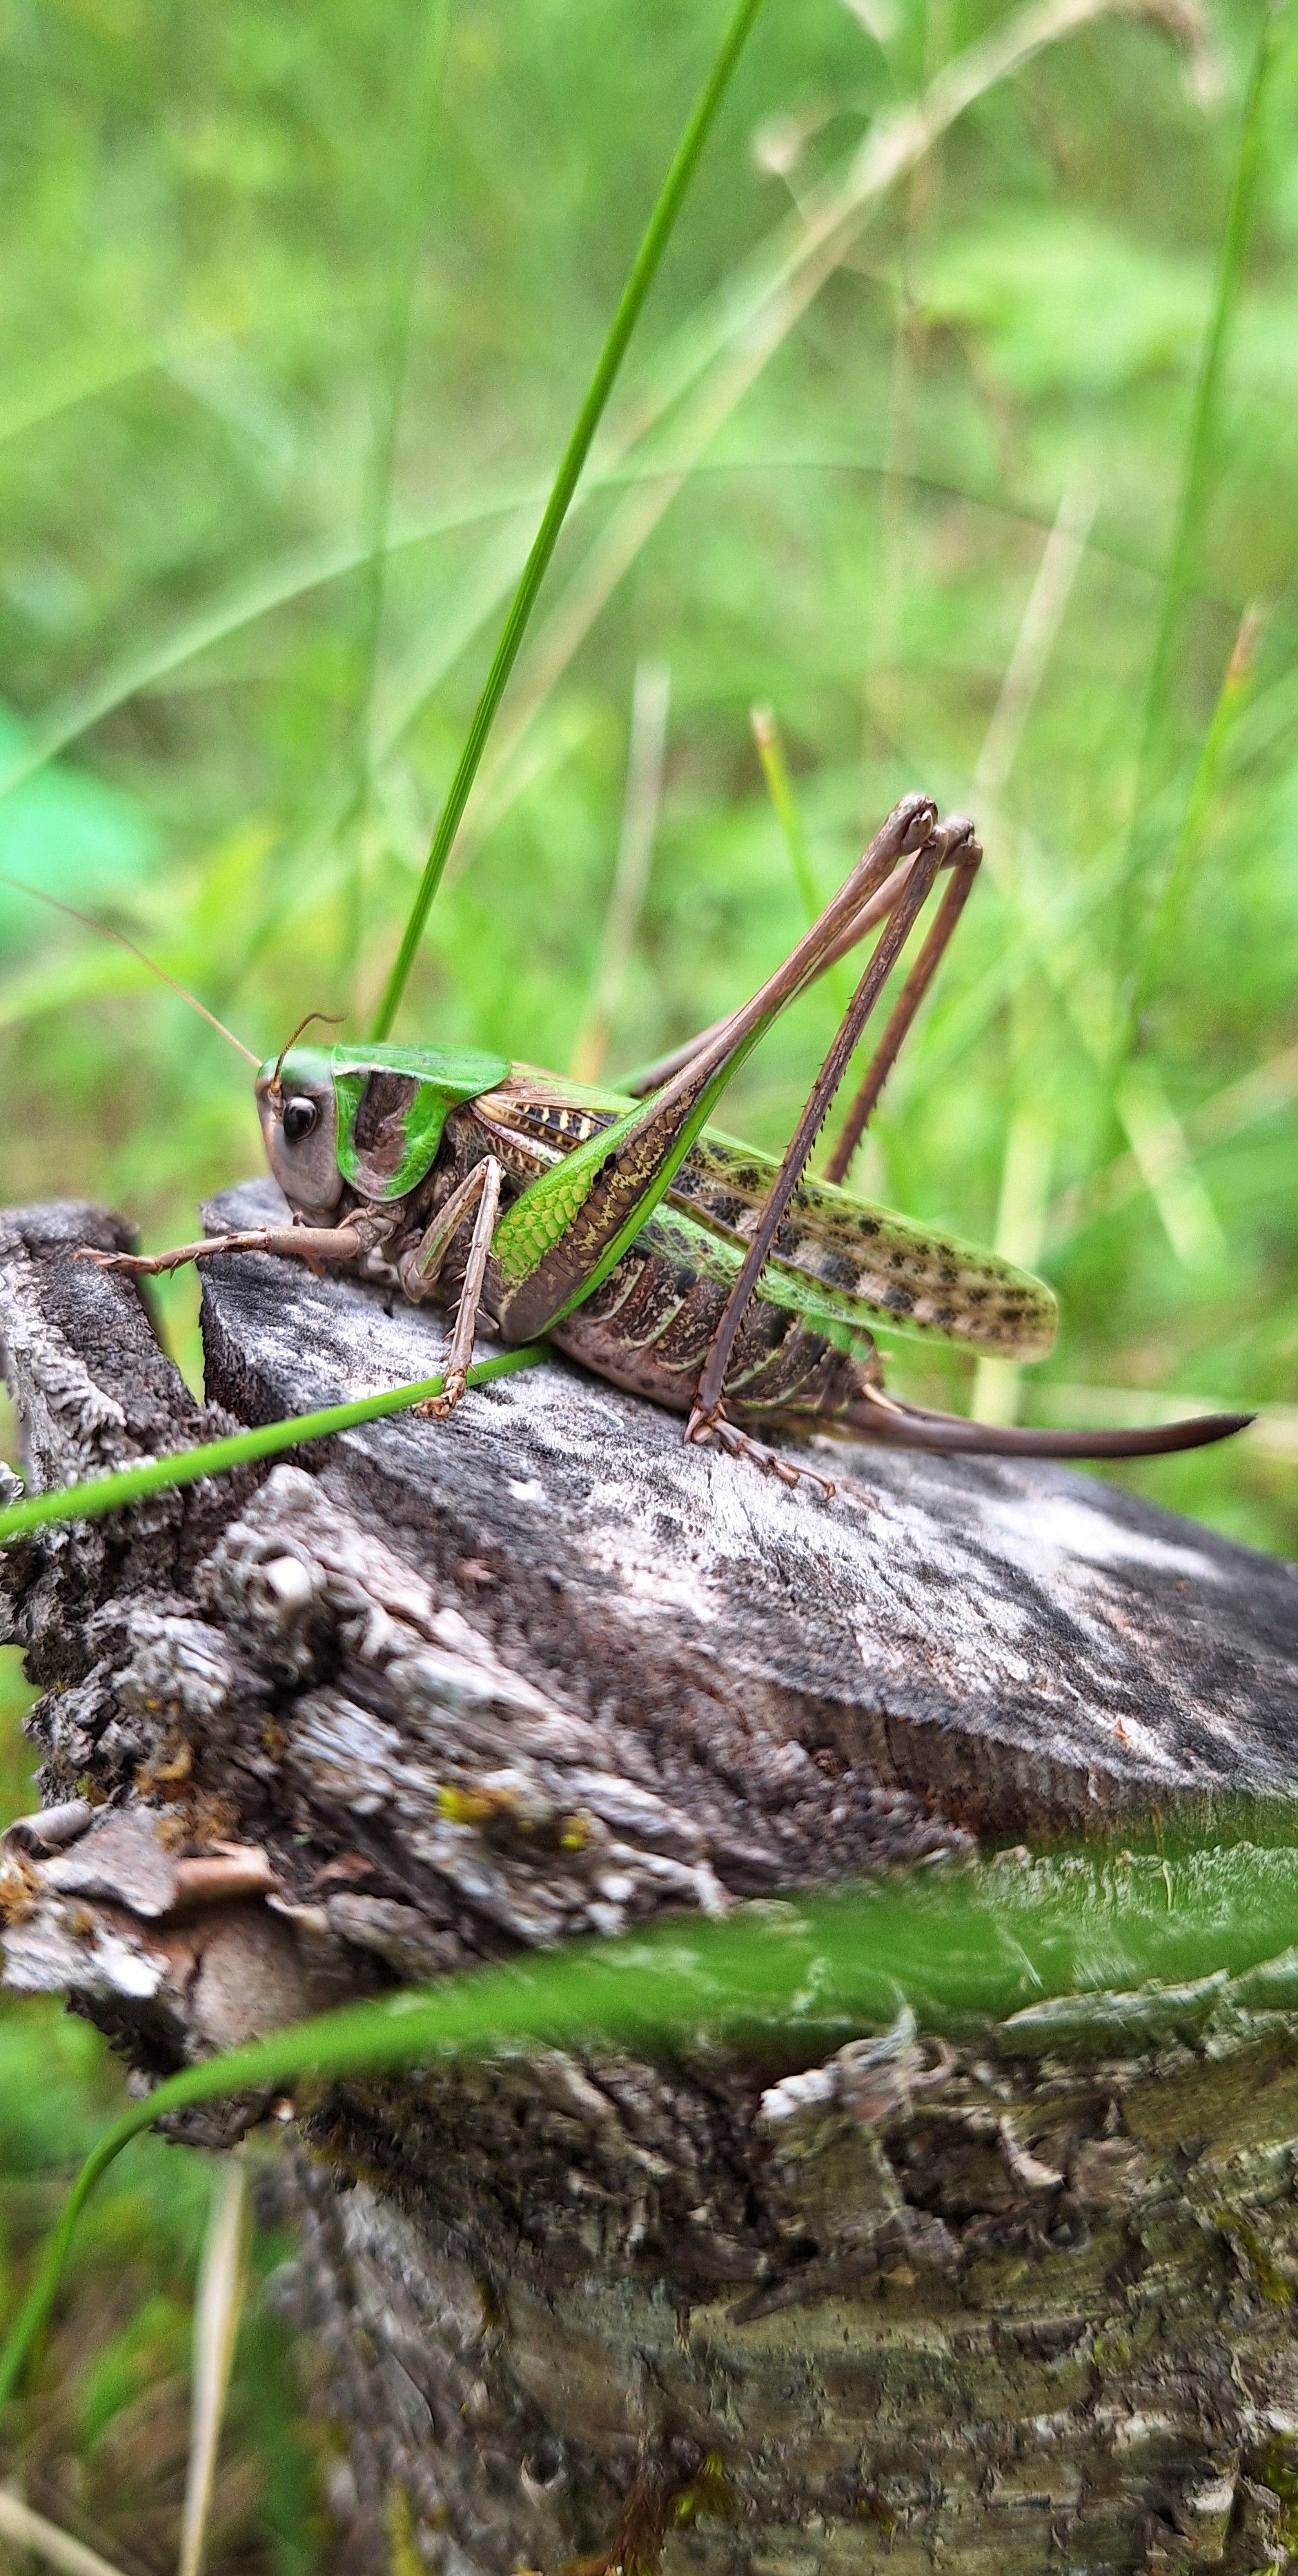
3;1187;1298;2576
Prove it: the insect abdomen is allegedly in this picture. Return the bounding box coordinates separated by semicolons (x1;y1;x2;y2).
547;1209;878;1425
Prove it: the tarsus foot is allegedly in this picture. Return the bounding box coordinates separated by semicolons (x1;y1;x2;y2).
416;1368;468;1421
75;1247;162;1277
686;1402;835;1498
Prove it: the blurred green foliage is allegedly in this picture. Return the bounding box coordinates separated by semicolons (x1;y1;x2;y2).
0;0;1295;2555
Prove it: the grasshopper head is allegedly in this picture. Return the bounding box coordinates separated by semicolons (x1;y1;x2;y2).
255;1044;344;1219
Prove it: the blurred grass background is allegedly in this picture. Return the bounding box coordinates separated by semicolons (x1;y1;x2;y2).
0;0;1295;2559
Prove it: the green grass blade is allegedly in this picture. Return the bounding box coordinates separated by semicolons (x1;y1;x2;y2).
0;1345;544;1549
0;500;533;819
368;0;768;1040
0;444;1213;869
750;704;852;1021
1118;0;1281;1030
8;1837;1298;2415
569;658;671;1083
337;0;451;987
1127;600;1264;1033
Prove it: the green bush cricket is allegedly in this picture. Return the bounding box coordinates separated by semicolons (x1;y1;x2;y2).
57;795;1248;1498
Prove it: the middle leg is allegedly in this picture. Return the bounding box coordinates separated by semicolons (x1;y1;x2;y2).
397;1156;504;1419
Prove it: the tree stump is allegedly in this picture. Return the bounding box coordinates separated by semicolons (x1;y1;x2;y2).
3;1183;1298;2576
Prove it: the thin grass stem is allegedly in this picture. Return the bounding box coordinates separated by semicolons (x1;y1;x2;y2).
969;1102;1053;1425
1117;0;1281;1049
431;0;1194;902
177;2158;248;2576
570;660;671;1082
368;0;769;1040
337;0;450;989
0;1346;544;1550
973;477;1097;806
966;478;1094;1427
751;706;852;1022
1125;599;1265;1034
0;2489;129;2576
1114;1062;1226;1269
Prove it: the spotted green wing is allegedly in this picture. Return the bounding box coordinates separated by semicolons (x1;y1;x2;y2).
473;1070;1056;1360
670;1129;1058;1360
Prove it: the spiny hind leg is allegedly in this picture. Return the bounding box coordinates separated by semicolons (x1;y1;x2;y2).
687;815;973;1468
824;835;982;1185
625;806;967;1099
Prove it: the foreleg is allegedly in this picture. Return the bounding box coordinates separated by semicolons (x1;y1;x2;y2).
76;1216;393;1279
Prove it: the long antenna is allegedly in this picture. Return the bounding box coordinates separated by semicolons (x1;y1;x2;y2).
369;0;767;1040
270;1009;343;1097
0;871;259;1064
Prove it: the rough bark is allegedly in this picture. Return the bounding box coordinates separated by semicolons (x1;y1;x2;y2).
3;1186;1298;2576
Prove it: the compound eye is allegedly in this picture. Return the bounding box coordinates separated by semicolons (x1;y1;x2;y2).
283;1095;319;1144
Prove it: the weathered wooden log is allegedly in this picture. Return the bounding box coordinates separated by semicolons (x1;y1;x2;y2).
3;1185;1298;2575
